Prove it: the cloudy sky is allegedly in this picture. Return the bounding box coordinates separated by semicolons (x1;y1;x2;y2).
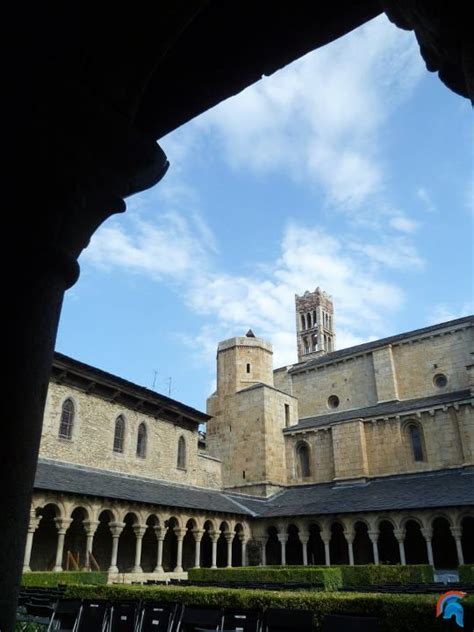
56;14;473;411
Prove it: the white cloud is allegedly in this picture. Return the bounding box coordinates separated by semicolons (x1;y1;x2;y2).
390;216;419;234
416;187;436;213
427;302;474;325
349;236;424;270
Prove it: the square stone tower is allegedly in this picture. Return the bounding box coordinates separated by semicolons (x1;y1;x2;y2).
295;287;335;362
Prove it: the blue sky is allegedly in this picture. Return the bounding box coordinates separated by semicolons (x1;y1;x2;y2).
56;15;473;412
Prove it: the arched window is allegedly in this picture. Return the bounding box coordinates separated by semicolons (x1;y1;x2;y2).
59;398;74;439
408;423;425;462
301;314;306;330
136;423;147;458
296;442;311;478
113;415;125;453
177;436;186;469
307;312;312;328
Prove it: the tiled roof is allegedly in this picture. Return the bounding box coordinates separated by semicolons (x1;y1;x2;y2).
288;316;473;374
285;390;472;432
34;459;251;516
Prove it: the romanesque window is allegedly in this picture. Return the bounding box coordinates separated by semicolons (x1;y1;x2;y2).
307;312;312;328
136;422;147;458
296;441;311;478
301;314;306;330
58;398;74;439
177;435;186;469
328;395;340;409
408;423;425;462
113;416;125;453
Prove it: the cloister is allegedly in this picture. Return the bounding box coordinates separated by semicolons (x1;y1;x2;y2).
24;493;474;577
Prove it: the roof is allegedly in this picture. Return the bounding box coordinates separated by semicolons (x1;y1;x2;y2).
288;316;473;374
52;352;209;426
285;390;472;432
255;467;474;518
35;460;474;519
237;382;297;399
35;459;250;516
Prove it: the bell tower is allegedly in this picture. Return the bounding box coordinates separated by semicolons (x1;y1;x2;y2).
295;287;335;362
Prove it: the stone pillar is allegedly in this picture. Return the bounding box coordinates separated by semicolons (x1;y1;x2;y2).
277;533;288;566
256;536;268;566
83;520;99;570
394;529;406;565
209;530;220;569
174;527;187;573
299;531;309;566
421;528;434;567
224;532;234;568
22;513;40;573
192;529;204;569
53;518;72;572
132;525;147;573
239;534;248;567
153;526;167;573
450;527;465;566
108;522;125;573
345;532;354;566
368;530;380;565
321;528;331;566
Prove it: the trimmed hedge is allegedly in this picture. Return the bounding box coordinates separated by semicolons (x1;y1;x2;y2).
21;571;108;587
63;584;474;632
188;564;433;588
459;565;474;583
188;566;342;591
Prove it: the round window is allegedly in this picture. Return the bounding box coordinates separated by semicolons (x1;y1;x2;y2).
328;395;340;409
433;373;447;388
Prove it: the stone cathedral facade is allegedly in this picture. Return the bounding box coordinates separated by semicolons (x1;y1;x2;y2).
25;289;474;580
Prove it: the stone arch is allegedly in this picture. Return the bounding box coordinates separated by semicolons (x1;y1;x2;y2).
63;506;88;569
308;522;325;565
295;440;311;479
183;518;196;570
91;509;114;571
266;525;280;565
141;514;159;573
377;519;400;564
353;520;373;565
117;511;139;573
200;520;214;568
162;516;179;571
217;520;229;567
329;521;349;565
287;523;303;565
232;523;244;567
58;396;76;440
461;515;474;563
404;519;428;564
432;516;458;569
30;503;61;571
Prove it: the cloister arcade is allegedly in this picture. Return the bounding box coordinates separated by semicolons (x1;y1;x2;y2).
24;493;473;575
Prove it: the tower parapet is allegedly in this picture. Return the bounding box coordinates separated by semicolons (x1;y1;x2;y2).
295;287;335;362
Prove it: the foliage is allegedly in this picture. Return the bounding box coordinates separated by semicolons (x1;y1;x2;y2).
63;584;474;632
21;571;108;587
459;565;474;583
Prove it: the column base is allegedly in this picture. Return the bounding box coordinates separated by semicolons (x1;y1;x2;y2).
153;566;163;573
22;566;31;573
132;566;143;573
108;565;118;573
53;566;63;573
211;565;217;569
174;566;183;573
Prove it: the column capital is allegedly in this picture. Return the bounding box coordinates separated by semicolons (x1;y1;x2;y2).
154;525;168;540
277;533;288;543
109;521;126;537
54;517;72;534
421;527;433;540
223;531;234;543
450;526;462;539
192;529;205;542
343;531;355;544
83;520;100;536
133;524;147;539
368;530;379;543
299;531;310;544
174;527;188;541
238;532;249;543
393;528;405;542
28;516;41;533
209;530;221;543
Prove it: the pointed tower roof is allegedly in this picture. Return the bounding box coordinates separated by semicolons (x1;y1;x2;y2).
246;329;256;338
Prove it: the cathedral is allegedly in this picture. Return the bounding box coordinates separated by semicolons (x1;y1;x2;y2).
25;289;474;580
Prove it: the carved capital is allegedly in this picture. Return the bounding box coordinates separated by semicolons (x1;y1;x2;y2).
109;521;126;537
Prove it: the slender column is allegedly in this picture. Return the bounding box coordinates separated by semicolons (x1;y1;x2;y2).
345;532;354;566
209;530;220;569
256;536;268;566
82;520;99;570
277;533;288;566
239;534;248;567
394;529;406;565
132;524;147;573
421;528;434;567
22;513;40;573
321;528;331;566
174;527;187;573
224;532;234;568
53;518;72;572
299;531;309;566
192;529;204;568
153;526;167;573
108;522;125;573
368;530;380;565
450;527;465;566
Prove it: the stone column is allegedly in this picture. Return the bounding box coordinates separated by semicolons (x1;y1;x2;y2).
421;528;434;567
277;533;288;566
53;518;72;572
345;532;355;566
394;529;406;565
22;514;40;573
239;534;248;567
224;532;234;568
209;530;220;569
450;527;465;566
83;520;99;570
192;529;204;568
174;527;187;573
108;522;125;573
132;525;147;573
368;530;380;565
256;536;268;566
320;528;331;566
299;531;309;566
153;526;167;573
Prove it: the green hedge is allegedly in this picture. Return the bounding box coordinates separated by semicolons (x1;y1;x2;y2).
459;565;474;582
21;571;108;587
188;565;433;588
64;584;474;632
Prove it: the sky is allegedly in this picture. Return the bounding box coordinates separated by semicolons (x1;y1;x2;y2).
56;14;473;412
